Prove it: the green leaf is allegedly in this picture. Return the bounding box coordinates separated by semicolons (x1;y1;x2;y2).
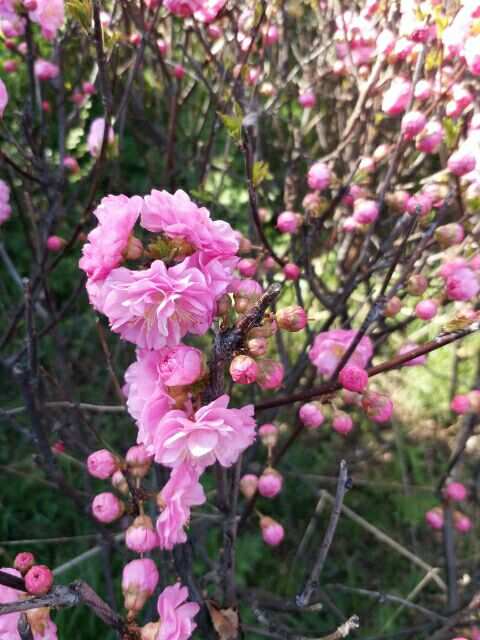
217;111;242;144
252;160;272;187
442;117;461;150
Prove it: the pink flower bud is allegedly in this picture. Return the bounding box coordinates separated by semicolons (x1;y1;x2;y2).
339;364;369;393
3;60;17;73
416;120;443;154
257;359;284;390
173;64;185;79
156;39;168;55
358;156;375;174
443;481;468;503
382;77;412;116
283;262;301;280
405;193;432;217
92;492;125;523
258;423;278;447
122;558;159;618
34;59;59;81
307;162;331;191
454;512;472;534
126;444;153;478
112;470;129;494
276;305;307;332
247;337;268;357
258;468;283;498
260;516;284;546
23;0;37;9
299;402;325;429
63;155;80;173
46;235;66;252
207;24;222;39
332;412;353;435
414;79;432;101
87;449;118;479
415;299;438;321
82;81;96;95
376;28;395;54
353;199;379;225
264;24;279;46
298;90;316;109
248;316;277;339
361;392;393;423
435;223;464;248
230;355;258;384
238;258;257;278
233;278;263;313
24;565;53;595
42;100;51;113
425;507;444;530
407;274;428;296
51;440;65;454
401;110;426;140
276;211;302;234
448;149;476;176
240;474;258;499
384;296;402;317
451;394;471;414
14;552;35;575
372;144;391;164
126;515;159;552
130;32;141;46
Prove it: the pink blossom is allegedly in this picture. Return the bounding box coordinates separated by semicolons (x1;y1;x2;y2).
443;481;468;502
445;267;479;301
142;189;238;260
415;299;438;321
361;391;393;423
230;355;258;384
63;155;79;173
448;149;476;176
122;558;159;616
425;507;443;530
79;194;142;309
307;162;331;191
309;329;373;377
152;394;256;469
156;463;206;550
397;342;427;367
154;344;204;387
240;474;258;499
91;492;124;523
193;0;225;23
124;350;175;449
416;120;443;154
451;394;471;414
0;78;7;117
298;89;316;109
332;412;353;435
257;359;284;390
25;565;53;595
276;211;301;234
339;364;368;393
0;178;11;225
29;0;64;39
381;78;412;116
414;79;432;101
353;199;379;225
46;235;65;252
237;258;257;278
0;568;22;638
454;513;472;534
157;583;199;640
14;552;35;574
258;468;283;498
126;515;159;552
87;449;118;479
263;24;279;45
283;262;301;280
401;110;426;140
34;59;59;80
276;305;307;332
87;117;115;158
101;259;218;349
405;193;432;217
260;516;284;546
465;36;480;75
299;402;325;429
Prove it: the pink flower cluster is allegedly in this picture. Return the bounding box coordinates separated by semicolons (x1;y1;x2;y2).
0;0;64;39
0;178;11;225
